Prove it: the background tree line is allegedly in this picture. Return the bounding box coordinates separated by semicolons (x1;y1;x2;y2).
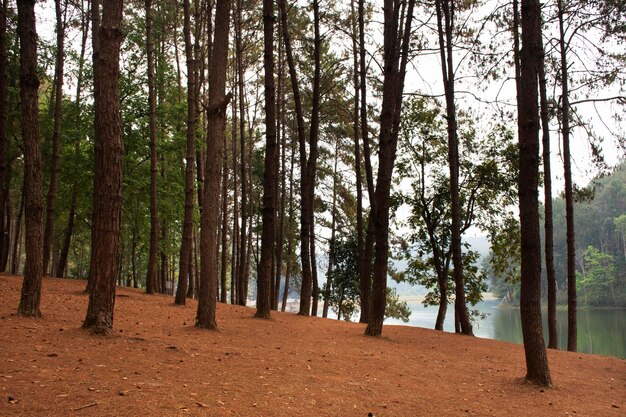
488;163;626;307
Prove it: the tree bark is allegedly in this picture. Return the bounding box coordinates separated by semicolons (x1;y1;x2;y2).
350;0;364;323
0;0;10;270
516;0;552;386
145;0;159;295
196;0;231;330
17;0;44;317
11;188;25;275
281;132;296;312
278;0;313;316
83;0;124;334
175;0;197;305
365;0;415;337
230;87;239;305
235;0;248;307
255;0;278;319
220;126;228;303
435;0;472;335
537;20;558;349
323;148;339;318
357;0;374;323
42;0;66;275
557;0;576;353
273;36;286;310
55;0;89;279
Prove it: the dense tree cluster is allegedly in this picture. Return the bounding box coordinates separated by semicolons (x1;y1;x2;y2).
1;0;623;387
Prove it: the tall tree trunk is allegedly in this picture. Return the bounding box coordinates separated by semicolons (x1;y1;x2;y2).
281;131;296;312
55;0;89;279
273;39;286;309
365;0;415;337
145;0;159;295
255;0;278;319
220;129;228;303
323;148;339;318
278;0;313;316
350;0;364;323
131;226;137;289
307;0;322;317
310;223;319;315
11;188;25;275
557;0;576;353
0;0;10;269
196;0;231;329
434;0;472;335
1;190;10;271
235;0;248;307
83;0;124;334
537;23;558;350
17;0;44;317
43;0;66;275
358;0;376;324
516;0;552;386
230;86;239;305
175;0;197;305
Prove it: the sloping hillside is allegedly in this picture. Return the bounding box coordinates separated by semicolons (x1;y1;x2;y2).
1;275;624;416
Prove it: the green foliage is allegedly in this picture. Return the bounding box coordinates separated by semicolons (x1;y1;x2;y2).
394;96;514;315
325;237;360;320
487;163;626;306
578;246;617;306
385;288;410;322
324;236;412;322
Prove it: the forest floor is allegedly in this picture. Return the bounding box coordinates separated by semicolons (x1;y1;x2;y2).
0;274;624;417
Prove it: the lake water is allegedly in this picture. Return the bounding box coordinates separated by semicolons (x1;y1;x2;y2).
384;300;626;359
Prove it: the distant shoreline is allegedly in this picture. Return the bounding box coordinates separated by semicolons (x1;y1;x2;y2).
399;292;499;303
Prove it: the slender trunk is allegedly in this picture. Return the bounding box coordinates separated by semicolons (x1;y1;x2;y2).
220;130;228;303
160;219;167;293
557;0;576;353
310;223;319;316
358;0;374;323
83;0;124;334
307;0;322;317
186;241;194;296
17;0;44;317
0;0;8;268
235;0;248;307
1;190;10;271
435;0;472;335
273;39;286;309
131;227;137;289
516;0;552;386
145;0;159;295
278;0;312;316
43;0;66;275
537;21;558;349
11;188;25;275
365;0;415;337
56;0;89;279
230;85;239;305
281;132;296;312
323;149;339;318
350;0;365;323
255;0;278;318
197;0;231;330
244;188;254;300
175;0;197;305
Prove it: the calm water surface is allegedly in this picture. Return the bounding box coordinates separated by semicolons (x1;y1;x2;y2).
385;300;626;359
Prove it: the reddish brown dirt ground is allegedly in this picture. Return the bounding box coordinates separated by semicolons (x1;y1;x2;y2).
0;274;624;417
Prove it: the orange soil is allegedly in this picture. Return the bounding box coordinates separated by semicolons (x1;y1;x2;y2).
0;274;624;417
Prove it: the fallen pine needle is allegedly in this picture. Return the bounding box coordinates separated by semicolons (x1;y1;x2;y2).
72;402;99;411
